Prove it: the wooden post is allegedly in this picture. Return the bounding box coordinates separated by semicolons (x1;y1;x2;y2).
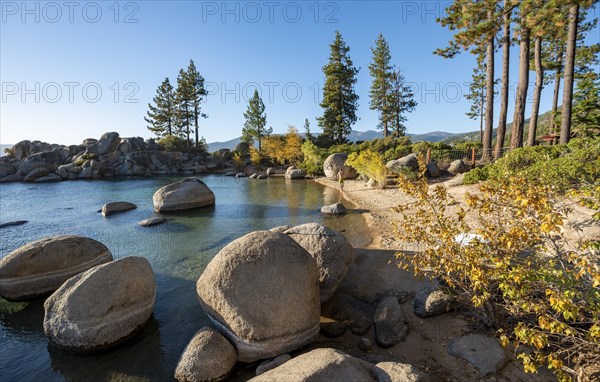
471;148;476;166
426;147;431;163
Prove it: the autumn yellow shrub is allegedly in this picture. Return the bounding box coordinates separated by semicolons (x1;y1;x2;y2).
394;175;600;381
346;149;388;188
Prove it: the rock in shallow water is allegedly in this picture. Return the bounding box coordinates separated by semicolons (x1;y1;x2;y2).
0;220;28;229
174;327;237;382
153;177;215;212
101;201;137;217
320;202;347;215
0;235;112;301
138;217;167;227
196;231;320;362
43;256;156;352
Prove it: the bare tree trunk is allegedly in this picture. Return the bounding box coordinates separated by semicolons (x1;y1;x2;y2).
479;85;484;143
511;24;530;149
527;36;544;146
560;4;579;144
483;32;494;159
550;62;562;136
495;0;510;159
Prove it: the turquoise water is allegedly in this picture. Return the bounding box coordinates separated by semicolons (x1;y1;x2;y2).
0;175;370;381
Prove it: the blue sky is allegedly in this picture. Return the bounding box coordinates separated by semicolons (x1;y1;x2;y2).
1;1;598;145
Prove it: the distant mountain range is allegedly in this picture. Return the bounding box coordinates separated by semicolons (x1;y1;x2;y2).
207;130;462;152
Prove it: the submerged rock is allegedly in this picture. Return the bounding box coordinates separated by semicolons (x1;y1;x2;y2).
43;256;156;352
175;327;237;382
101;201;137;217
153;177;215;212
196;231;320;362
138;217;167;227
284;223;354;303
0;235;112;301
0;220;28;229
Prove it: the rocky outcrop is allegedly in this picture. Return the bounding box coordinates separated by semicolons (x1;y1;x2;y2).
249;348;376;382
321;202;347;215
95;132;121;155
413;286;454;318
284;223;354;303
101;201;137;217
323;153;358;180
23;167;50;182
153;178;215;212
386;153;419;174
0;235;112;301
174;327;237;382
43;256;156;352
448;159;470;175
447;334;508;376
373;296;408;347
196;231;320;362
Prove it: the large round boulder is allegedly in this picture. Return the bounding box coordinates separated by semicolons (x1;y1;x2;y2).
323;153;358;180
249;348;376;382
284;223;354;303
196;231;320;362
175;327;237;382
153;177;215;212
43;256;156;352
101;201;137;217
448;159;470;175
0;236;112;301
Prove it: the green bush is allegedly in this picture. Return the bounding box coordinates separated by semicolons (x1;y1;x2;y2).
158;135;188;152
301;140;324;175
463;138;600;190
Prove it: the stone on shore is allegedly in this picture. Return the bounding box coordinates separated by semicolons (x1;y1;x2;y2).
153;178;215;212
373;296;408;347
375;362;438;382
284;223;354;303
249;348;376;382
101;201;137;217
0;235;112;301
413;286;454;318
43;256;156;352
320;202;347;215
174;327;237;382
34;173;62;183
323;153;358;180
426;162;441;178
138;217;167;227
448;159;470;175
196;231;320;362
386;153;419;174
447;334;508;376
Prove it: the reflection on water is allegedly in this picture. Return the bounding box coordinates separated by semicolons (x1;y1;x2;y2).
0;175;370;381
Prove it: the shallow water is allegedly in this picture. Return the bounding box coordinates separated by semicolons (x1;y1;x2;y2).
0;175;370;381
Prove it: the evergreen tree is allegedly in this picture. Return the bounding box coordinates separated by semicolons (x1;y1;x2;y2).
572;70;600;136
242;90;270;150
388;68;417;137
369;34;394;137
465;56;486;144
304;118;313;142
175;68;194;150
318;31;359;145
144;78;176;138
186;59;208;147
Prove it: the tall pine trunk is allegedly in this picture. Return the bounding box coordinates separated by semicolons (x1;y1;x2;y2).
495;1;510;159
527;36;543;146
560;4;579;144
550;56;562;135
483;30;494;159
194;104;199;147
479;85;484;143
511;24;530;149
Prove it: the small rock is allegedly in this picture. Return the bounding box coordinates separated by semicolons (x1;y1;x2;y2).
237;172;247;178
374;296;408;347
257;173;268;179
101;201;137;217
413;286;454;318
320;321;348;338
256;354;292;376
174;327;237;382
358;337;372;351
138;217;167;227
320;202;347;215
351;316;372;335
447;334;508;376
0;220;28;229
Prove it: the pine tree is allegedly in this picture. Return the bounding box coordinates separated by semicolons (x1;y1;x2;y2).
175;68;194;151
369;34;394;137
318;31;359;145
572;70;600;136
242;90;270;150
186;59;208;147
388;68;417;137
304;118;313;142
465;56;486;144
144;78;176;138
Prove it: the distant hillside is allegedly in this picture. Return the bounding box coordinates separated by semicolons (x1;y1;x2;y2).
441;109;555;145
207;130;461;152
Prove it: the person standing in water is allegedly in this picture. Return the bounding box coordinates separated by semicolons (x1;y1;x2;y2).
337;169;344;202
